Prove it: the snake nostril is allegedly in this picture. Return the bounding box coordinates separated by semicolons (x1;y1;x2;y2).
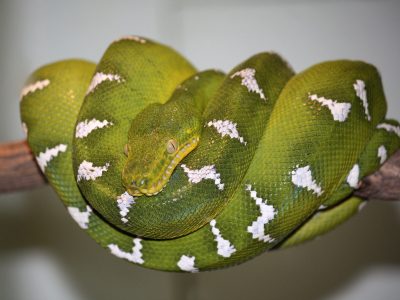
132;178;148;188
139;178;148;187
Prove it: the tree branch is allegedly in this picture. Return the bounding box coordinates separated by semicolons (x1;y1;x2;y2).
0;140;399;201
0;140;46;193
354;149;400;201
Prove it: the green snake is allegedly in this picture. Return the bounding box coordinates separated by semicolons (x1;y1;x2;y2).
20;35;400;272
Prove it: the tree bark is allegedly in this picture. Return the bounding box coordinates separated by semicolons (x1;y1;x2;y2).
0;140;46;193
0;140;399;201
354;149;400;201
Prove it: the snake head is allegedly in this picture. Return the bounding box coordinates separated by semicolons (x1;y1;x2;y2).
122;102;201;196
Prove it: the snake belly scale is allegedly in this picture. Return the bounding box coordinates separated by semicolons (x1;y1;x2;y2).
20;36;400;272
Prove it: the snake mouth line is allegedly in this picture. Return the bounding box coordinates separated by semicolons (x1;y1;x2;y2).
129;136;200;196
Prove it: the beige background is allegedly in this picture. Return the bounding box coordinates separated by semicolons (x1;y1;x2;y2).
0;0;399;299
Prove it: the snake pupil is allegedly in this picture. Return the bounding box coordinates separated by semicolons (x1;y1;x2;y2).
124;144;129;156
167;139;178;153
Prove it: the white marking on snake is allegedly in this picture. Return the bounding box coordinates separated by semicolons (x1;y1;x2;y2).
117;192;135;223
86;72;123;95
177;255;198;273
108;238;144;264
308;94;351;122
209;219;236;257
230;68;266;100
181;164;224;190
20;79;50;99
21;122;28;136
246;185;276;243
67;205;92;229
77;160;110;182
114;35;146;44
36;144;67;172
347;164;360;188
291;165;324;196
353;80;371;121
75;119;114;138
377;123;400;137
377;145;387;164
207;119;247;145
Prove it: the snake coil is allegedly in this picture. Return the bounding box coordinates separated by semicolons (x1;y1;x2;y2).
20;36;400;272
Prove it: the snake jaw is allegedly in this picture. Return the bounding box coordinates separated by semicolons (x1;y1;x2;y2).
126;179;163;196
127;187;144;197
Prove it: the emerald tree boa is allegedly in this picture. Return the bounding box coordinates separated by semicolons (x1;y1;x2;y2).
20;36;400;272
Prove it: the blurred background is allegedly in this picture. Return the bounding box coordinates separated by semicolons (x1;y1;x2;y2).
1;0;400;299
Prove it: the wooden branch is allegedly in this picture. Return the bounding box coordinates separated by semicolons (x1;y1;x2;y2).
0;140;46;193
0;140;399;201
354;149;400;201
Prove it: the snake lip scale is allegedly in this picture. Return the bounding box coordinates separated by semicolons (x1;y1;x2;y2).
20;35;400;272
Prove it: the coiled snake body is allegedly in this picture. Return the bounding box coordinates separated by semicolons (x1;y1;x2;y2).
20;36;400;272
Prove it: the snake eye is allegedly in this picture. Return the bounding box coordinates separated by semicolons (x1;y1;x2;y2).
166;139;178;154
